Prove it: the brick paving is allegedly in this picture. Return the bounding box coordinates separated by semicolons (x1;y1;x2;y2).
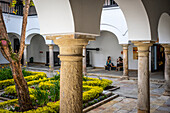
87;76;170;113
25;67;169;113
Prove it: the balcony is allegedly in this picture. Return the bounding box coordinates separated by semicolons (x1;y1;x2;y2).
0;1;37;16
103;0;118;8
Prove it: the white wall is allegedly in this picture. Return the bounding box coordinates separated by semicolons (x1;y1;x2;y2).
128;44;138;70
27;35;59;63
158;13;170;44
28;35;48;63
3;13;40;37
0;51;8;64
87;31;123;67
101;7;128;44
0;13;57;64
128;43;151;71
115;0;151;41
33;0;104;36
0;34;19;64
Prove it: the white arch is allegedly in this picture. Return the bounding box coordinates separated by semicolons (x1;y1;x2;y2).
100;24;128;44
25;33;39;45
26;28;40;38
115;0;151;41
25;34;54;45
158;13;170;44
8;32;21;40
33;0;104;36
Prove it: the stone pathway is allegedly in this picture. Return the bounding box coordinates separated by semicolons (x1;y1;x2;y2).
25;68;169;113
87;76;170;113
87;69;164;80
0;90;5;102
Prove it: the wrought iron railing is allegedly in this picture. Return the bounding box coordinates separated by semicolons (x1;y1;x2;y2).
0;0;117;16
103;0;118;8
0;1;37;16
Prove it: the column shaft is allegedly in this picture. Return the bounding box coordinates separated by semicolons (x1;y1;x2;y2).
133;41;153;113
55;37;88;113
162;44;170;96
49;45;54;71
24;45;28;66
122;45;129;77
83;46;87;76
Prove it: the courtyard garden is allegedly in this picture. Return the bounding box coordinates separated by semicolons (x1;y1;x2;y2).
0;68;114;113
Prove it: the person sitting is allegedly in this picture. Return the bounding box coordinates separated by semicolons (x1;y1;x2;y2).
116;56;123;71
106;56;114;71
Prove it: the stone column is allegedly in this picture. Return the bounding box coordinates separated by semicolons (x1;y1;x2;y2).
24;45;28;66
54;37;88;113
83;46;87;76
48;45;54;71
122;44;129;78
162;44;170;96
133;41;154;113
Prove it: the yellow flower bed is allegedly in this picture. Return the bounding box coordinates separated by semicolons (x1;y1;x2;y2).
4;78;53;94
1;76;112;113
0;85;103;113
83;86;103;102
0;72;47;89
83;77;113;89
0;101;60;113
0;95;35;108
39;81;55;90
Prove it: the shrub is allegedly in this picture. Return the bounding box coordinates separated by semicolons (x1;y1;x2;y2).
0;68;12;81
49;81;60;102
83;77;113;89
0;95;35;109
83;86;103;102
0;76;113;113
0;69;36;81
4;78;54;95
32;86;49;106
53;73;60;81
1;72;47;89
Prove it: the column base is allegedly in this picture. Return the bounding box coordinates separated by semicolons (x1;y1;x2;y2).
138;109;149;113
49;68;54;73
163;91;170;96
120;76;129;80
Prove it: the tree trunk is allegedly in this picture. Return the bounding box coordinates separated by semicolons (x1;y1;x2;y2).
0;0;33;111
10;61;33;111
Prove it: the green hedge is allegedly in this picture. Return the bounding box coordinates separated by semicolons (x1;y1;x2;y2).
0;85;103;113
0;72;47;89
0;76;112;113
0;101;60;113
83;77;113;89
0;69;34;81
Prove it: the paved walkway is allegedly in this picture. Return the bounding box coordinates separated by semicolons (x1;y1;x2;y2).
87;76;170;113
87;69;164;81
26;67;169;113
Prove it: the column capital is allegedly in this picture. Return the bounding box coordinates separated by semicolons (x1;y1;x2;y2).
121;44;129;50
54;37;89;47
48;44;54;49
52;36;89;62
132;41;155;57
162;44;170;54
83;46;87;49
132;41;155;48
46;34;96;41
25;44;29;47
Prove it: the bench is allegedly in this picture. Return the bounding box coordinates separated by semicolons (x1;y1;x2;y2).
105;65;116;70
105;65;123;71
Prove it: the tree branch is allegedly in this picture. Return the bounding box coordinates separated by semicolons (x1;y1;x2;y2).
18;0;30;60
